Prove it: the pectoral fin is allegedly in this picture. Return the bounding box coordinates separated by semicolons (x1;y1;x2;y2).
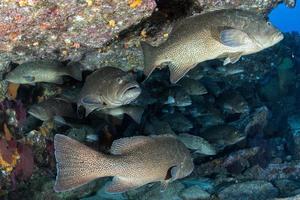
82;95;101;105
218;28;252;47
106;177;146;193
77;104;97;118
53;116;67;125
223;52;243;65
84;106;97;117
165;165;179;181
169;63;196;84
170;166;179;180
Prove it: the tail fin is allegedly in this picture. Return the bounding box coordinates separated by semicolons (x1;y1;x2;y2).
67;62;82;81
54;134;110;192
140;41;157;78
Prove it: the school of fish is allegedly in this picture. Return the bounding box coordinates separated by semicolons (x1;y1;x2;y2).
4;8;284;194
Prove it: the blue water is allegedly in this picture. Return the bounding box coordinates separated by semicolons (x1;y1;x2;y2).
269;3;300;32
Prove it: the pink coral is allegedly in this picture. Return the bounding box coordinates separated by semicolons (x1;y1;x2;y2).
13;143;34;180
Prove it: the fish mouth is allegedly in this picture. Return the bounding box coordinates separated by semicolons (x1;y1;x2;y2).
121;84;141;103
274;32;284;42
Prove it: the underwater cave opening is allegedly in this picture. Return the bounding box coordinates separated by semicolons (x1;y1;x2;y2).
270;2;300;32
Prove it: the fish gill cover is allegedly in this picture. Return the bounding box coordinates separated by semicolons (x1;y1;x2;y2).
0;0;300;200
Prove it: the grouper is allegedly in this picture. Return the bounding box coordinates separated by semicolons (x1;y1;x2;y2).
141;9;284;83
53;134;194;193
77;67;141;117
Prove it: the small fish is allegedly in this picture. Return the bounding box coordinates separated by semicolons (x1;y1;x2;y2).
85;133;99;142
144;116;176;136
78;67;141;117
192;102;225;127
5;60;82;84
196;114;225;128
177;133;216;155
130;89;157;106
54;134;194;193
202;78;224;97
141;9;283;83
216;65;245;76
162;113;193;132
60;86;82;103
161;86;192;107
200;125;245;150
28;98;77;122
217;91;249;114
245;106;270;136
178;78;207;96
185;64;208;80
184;102;206;118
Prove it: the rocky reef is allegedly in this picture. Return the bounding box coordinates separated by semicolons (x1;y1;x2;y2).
0;0;296;100
0;0;295;70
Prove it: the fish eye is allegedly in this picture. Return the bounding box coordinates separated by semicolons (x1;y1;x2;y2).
267;22;271;26
117;77;123;84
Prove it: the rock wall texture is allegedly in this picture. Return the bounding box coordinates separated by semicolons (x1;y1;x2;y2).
0;0;156;63
0;0;296;73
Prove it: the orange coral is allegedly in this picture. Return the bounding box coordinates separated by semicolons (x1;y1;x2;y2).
128;0;142;8
0;138;33;177
18;0;28;7
0;23;13;34
38;122;54;137
39;22;51;31
9;32;21;42
6;83;20;100
140;29;147;38
72;42;80;48
0;148;19;173
85;0;93;6
108;20;116;28
14;15;23;23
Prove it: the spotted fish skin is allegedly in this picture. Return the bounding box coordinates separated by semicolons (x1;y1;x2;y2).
77;67;141;117
141;9;283;83
54;134;194;193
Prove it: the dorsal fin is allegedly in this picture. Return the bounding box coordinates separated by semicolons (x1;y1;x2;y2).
110;136;153;155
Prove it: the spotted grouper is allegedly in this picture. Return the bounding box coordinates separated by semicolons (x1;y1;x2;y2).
53;134;194;193
141;9;284;83
77;67;141;117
